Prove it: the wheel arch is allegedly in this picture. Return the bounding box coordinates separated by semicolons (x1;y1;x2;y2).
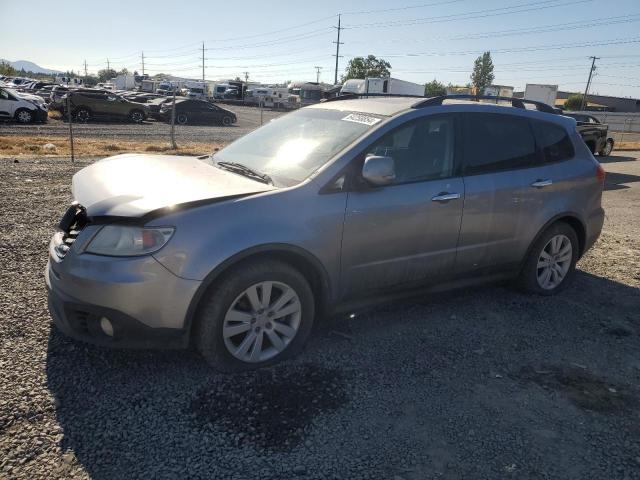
522;213;587;271
14;107;34;122
184;243;332;345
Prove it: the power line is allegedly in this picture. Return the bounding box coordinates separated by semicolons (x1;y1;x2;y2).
342;0;468;15
344;0;593;29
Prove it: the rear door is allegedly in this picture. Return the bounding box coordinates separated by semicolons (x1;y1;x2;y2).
455;112;555;275
0;88;16;118
340;114;464;298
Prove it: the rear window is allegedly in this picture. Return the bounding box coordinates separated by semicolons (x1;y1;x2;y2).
531;120;574;163
462;113;537;175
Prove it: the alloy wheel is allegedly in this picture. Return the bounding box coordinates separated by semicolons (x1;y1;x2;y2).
17;111;32;123
537;234;572;290
131;111;144;123
223;281;301;363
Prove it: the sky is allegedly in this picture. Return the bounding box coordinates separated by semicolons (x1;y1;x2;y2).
1;0;640;98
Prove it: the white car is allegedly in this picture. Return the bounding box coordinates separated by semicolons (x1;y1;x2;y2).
0;87;48;123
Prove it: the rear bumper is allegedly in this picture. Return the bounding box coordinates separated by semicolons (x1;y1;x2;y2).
584;206;605;254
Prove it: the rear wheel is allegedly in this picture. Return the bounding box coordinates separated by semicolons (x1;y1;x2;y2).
518;222;579;295
599;138;614;157
195;260;315;371
176;113;188;125
74;107;91;122
14;109;34;124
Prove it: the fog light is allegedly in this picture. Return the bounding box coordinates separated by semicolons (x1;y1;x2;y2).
99;317;114;337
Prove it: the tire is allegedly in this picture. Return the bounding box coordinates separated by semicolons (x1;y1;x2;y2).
195;260;315;371
222;116;232;126
176;113;188;125
129;109;145;123
599;138;614;157
74;107;91;123
518;222;579;295
14;109;34;124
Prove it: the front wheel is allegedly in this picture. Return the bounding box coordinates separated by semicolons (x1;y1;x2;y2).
599;138;614;157
129;109;145;123
518;222;579;295
15;109;34;124
195;260;315;371
176;113;188;125
222;116;232;126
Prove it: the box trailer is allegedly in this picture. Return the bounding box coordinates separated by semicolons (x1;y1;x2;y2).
524;84;558;107
341;77;423;96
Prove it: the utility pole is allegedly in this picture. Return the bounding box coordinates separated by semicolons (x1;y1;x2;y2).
106;58;110;71
83;60;88;78
580;56;600;111
314;66;322;83
202;42;205;83
333;14;344;85
243;71;249;83
141;51;145;75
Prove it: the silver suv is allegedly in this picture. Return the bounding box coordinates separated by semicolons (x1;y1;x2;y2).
46;96;605;370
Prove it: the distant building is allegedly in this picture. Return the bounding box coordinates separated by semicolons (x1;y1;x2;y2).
515;90;640;112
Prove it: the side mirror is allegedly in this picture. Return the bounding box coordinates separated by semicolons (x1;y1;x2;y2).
362;155;395;186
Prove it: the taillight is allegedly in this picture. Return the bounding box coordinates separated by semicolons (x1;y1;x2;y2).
596;164;606;184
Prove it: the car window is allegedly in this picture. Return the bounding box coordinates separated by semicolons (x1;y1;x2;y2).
0;89;9;100
462;113;537;175
532;120;574;163
364;115;455;184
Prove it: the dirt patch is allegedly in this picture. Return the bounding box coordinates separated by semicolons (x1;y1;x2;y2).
191;363;348;451
0;135;224;157
517;365;637;414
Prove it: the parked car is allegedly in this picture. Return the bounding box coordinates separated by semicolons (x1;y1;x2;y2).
46;95;605;371
0;86;48;123
65;90;149;123
562;112;614;156
158;99;236;125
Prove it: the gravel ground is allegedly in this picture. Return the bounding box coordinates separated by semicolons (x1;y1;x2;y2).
0;105;285;144
0;152;639;479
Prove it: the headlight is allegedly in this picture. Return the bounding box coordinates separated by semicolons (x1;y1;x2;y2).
86;225;174;256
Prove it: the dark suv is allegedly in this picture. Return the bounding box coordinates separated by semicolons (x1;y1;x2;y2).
65;90;149;123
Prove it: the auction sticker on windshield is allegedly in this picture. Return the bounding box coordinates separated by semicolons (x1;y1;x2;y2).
341;113;382;126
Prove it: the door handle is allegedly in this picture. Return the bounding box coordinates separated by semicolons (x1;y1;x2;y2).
431;192;461;202
531;179;552;188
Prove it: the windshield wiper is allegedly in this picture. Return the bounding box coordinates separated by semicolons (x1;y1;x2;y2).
215;161;273;185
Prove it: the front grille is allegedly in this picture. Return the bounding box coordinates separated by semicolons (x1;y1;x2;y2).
53;204;88;260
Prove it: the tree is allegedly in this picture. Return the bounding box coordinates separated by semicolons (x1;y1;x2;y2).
0;61;17;76
424;79;446;97
97;68;117;82
117;68;129;76
564;94;584;111
470;51;495;95
342;55;391;82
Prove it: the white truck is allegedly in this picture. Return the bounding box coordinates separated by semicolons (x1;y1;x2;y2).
340;77;423;96
185;81;208;100
112;74;136;91
524;84;558;107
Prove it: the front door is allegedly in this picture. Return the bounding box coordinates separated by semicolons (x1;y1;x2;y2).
340;114;464;298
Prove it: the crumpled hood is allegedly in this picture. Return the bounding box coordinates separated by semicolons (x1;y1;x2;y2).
72;153;275;218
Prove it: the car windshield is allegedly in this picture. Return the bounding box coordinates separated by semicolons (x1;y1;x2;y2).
210;108;383;186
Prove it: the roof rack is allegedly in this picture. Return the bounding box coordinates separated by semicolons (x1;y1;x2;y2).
411;94;556;113
321;92;426;103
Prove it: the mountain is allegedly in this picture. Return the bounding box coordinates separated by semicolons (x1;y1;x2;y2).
0;59;62;75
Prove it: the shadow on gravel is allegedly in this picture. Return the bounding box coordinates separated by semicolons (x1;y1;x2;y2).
598;155;637;164
604;171;640;191
45;327;348;478
191;364;348;451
